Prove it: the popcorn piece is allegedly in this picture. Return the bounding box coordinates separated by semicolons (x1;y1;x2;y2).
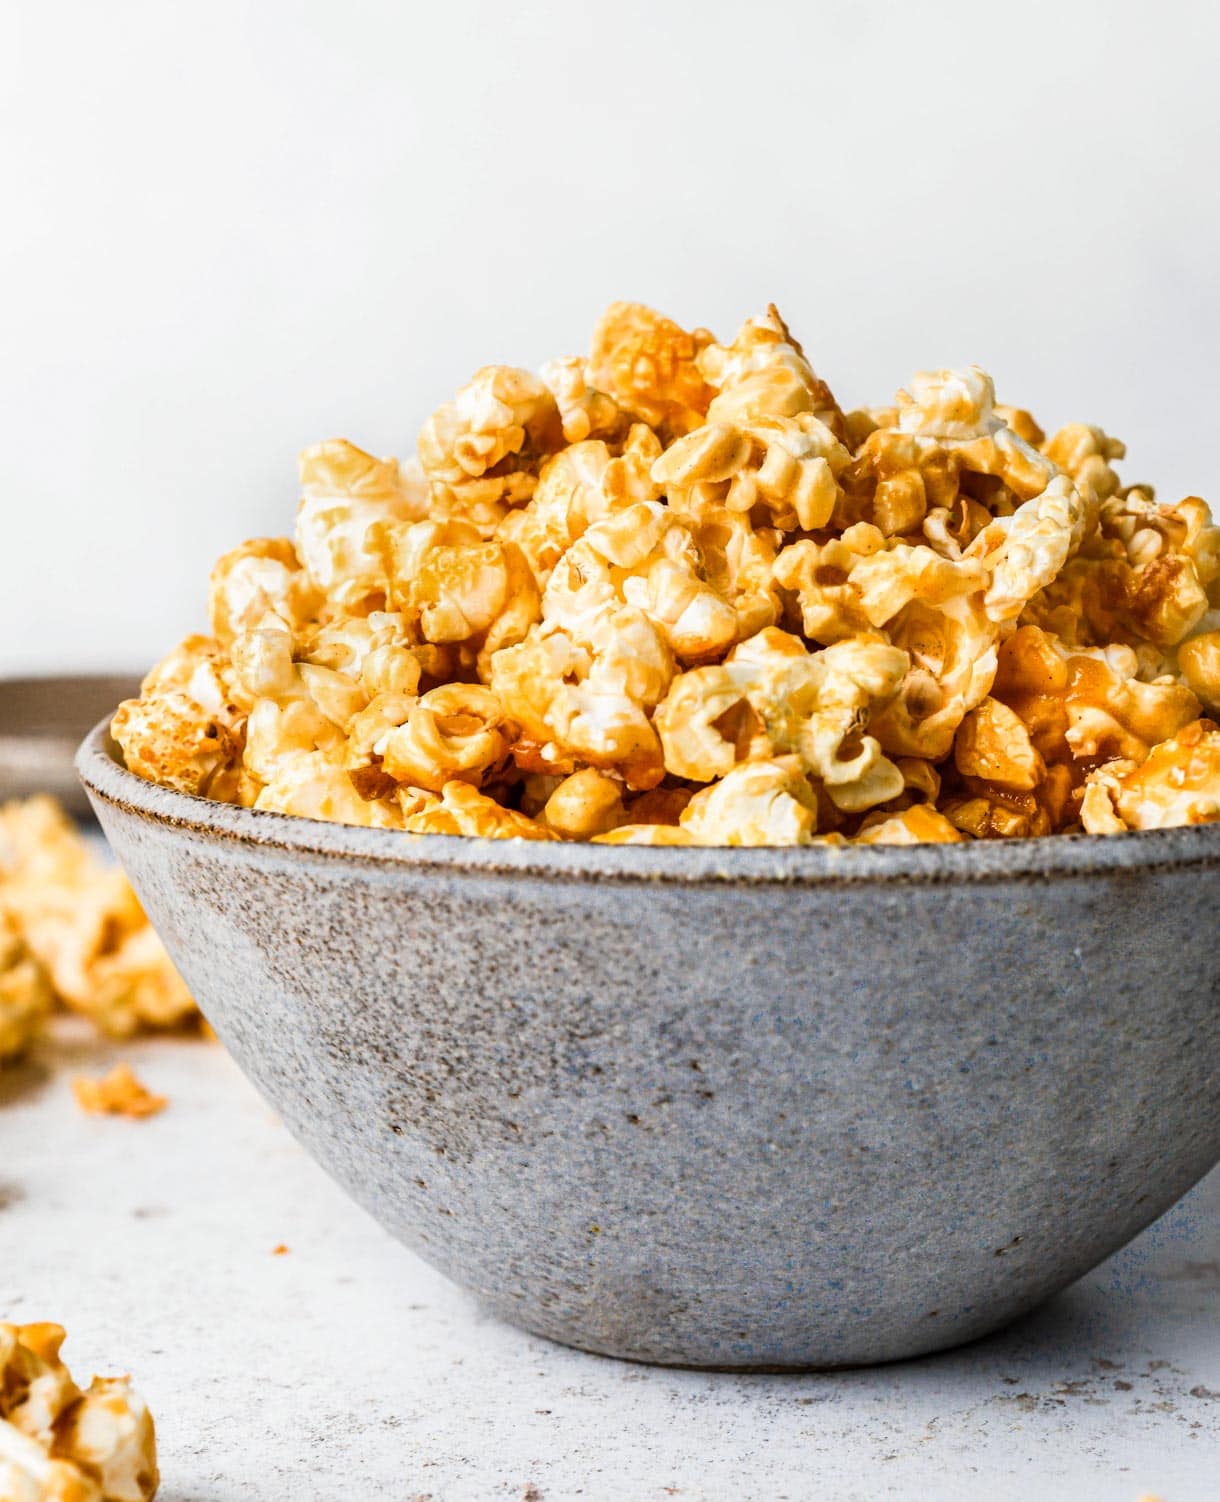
1080;779;1128;835
1128;554;1209;649
110;692;240;803
418;366;562;495
680;758;819;846
887;371;1061;540
870;593;999;760
1179;628;1220;713
662;491;783;639
1085;721;1220;830
111;637;244;801
853;805;963;844
775;526;989;646
993;404;1046;447
699;305;844;434
233;624;367;789
921;494;996;561
837;430;960;537
208;537;321;645
1031;491;1217;651
489;621;668;790
655;412;849;534
543;501;737;664
0;910;52;1064
538;356;630;445
1042;423;1126;506
402;781;558;841
952;425;1059;505
503;426;664;590
65;922;197;1040
991;625;1202;771
384;519;540;670
52;1378;158;1502
591;823;694;845
981;476;1089;623
0;1324;79;1449
656;629;907;811
0;798;196;1038
540;769;627;839
940;790;1050;840
953;697;1046;793
0;1323;157;1502
378;684;511;794
587;303;713;436
253;749;405;828
897;367;1002;442
0;1420;103;1502
295;440;427;611
622;785;694;826
72;1064;167;1119
301;612;426;699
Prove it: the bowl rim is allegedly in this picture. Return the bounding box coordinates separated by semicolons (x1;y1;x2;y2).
77;718;1220;888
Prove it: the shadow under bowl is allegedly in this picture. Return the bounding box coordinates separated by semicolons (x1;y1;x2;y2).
77;721;1220;1369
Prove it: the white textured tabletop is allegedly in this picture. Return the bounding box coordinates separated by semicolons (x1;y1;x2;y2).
2;1023;1217;1502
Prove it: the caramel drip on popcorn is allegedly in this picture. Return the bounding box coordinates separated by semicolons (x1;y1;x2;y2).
112;304;1220;845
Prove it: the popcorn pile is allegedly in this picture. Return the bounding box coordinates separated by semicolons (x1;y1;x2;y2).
0;1323;158;1501
112;304;1220;846
0;798;196;1066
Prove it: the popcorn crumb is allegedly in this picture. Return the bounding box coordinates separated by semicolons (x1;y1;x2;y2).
72;1066;167;1120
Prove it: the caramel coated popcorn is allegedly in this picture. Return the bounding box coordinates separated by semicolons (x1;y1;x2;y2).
71;1065;167;1120
0;912;52;1065
0;798;196;1045
0;1323;158;1500
112;303;1220;845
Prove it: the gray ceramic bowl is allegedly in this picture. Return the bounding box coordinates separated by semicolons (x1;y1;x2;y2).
78;722;1220;1369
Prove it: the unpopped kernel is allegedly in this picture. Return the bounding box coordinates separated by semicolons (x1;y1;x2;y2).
112;304;1220;845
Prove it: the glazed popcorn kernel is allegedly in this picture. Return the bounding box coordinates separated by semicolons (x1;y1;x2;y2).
72;1064;167;1120
0;798;197;1040
112;304;1220;844
0;1323;158;1501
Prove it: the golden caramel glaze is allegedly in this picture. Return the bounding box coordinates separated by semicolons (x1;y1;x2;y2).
111;304;1220;844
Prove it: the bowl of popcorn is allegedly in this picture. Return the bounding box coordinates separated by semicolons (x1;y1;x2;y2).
78;303;1220;1368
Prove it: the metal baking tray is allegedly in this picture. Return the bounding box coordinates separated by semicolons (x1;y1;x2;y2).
0;674;141;818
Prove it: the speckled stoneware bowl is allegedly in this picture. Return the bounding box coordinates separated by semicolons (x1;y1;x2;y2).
78;722;1220;1369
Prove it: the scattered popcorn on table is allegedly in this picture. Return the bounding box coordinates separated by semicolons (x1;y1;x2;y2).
0;799;197;1042
71;1065;167;1120
111;303;1220;845
0;911;52;1065
0;1323;158;1501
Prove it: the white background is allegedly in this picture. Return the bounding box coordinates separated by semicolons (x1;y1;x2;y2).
4;0;1219;675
